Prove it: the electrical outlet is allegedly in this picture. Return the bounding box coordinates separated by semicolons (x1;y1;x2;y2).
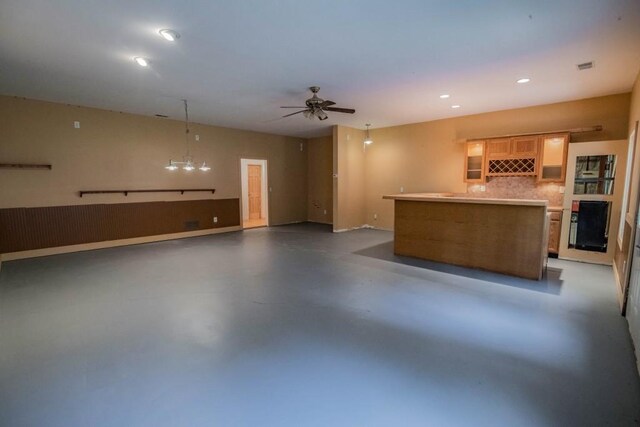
73;121;80;129
269;187;272;192
480;185;486;192
559;186;565;194
213;216;218;224
195;134;200;141
374;213;378;220
300;142;304;151
324;209;327;215
400;186;404;193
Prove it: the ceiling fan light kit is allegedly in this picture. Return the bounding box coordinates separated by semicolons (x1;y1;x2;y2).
281;86;355;121
165;99;211;172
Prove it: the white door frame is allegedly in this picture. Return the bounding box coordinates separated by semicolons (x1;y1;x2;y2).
239;158;269;227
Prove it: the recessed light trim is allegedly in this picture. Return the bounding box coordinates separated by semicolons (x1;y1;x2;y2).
439;94;450;99
159;29;180;42
516;78;531;84
134;57;149;67
451;105;461;109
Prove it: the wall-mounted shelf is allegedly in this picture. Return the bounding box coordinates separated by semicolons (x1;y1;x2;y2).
79;189;216;197
0;163;52;170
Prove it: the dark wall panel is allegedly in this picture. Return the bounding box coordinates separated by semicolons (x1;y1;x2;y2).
0;198;240;253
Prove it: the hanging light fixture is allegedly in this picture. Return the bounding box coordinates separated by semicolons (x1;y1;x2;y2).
165;99;211;172
364;124;373;145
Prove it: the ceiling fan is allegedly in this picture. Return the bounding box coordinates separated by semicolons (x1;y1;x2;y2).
281;86;355;120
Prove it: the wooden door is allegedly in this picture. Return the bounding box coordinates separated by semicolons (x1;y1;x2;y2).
248;164;262;220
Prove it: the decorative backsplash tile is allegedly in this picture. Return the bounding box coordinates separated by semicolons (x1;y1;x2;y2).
465;177;564;207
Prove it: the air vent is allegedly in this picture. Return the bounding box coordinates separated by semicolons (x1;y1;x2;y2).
184;220;200;231
577;61;594;71
155;114;169;118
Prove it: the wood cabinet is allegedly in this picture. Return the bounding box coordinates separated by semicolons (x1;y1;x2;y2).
548;210;562;254
485;139;511;157
485;136;539;177
511;136;539;157
538;133;569;182
464;141;485;183
463;132;569;182
486;137;539;159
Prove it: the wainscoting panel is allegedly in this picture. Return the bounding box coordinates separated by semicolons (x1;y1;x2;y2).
0;199;240;253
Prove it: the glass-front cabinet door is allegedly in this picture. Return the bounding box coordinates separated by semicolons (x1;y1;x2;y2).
464;141;485;183
538;133;569;182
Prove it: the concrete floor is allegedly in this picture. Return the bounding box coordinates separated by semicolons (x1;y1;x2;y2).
1;223;639;426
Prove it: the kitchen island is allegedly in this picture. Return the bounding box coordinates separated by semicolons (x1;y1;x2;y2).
383;193;548;280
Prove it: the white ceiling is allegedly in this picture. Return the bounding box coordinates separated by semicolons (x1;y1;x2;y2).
1;0;640;138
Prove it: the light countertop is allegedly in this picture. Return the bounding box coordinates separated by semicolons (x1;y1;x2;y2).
382;193;548;207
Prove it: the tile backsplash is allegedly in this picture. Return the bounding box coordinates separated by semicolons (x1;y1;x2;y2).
466;177;565;207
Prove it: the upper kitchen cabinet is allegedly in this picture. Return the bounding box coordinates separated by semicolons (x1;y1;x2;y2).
485;138;511;157
485;137;539;177
537;133;569;182
464;141;485;183
511;136;539;157
486;137;539;158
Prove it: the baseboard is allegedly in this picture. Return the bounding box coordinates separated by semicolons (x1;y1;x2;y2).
557;256;613;266
612;260;626;311
333;224;391;233
1;226;242;261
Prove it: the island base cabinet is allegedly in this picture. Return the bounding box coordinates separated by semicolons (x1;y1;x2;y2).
393;200;547;280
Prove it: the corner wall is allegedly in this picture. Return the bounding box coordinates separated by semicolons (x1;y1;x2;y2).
307;135;333;224
333;125;366;231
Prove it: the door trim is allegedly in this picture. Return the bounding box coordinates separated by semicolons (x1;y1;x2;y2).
239;157;269;229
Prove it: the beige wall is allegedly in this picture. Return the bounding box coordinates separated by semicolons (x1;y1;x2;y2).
0;96;308;225
307;135;333;224
364;93;631;230
625;74;640;220
333;125;366;231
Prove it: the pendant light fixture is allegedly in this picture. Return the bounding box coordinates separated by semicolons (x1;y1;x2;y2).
364;124;373;145
165;99;211;172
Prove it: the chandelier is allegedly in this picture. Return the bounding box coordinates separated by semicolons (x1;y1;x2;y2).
165;99;211;172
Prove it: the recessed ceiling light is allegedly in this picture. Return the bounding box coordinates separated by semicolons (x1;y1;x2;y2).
133;57;149;67
451;105;461;109
439;94;450;99
159;29;180;42
516;78;531;84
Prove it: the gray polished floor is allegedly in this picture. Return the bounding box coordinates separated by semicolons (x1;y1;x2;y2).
1;223;639;426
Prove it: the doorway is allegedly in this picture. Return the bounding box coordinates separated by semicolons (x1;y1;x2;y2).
241;159;268;229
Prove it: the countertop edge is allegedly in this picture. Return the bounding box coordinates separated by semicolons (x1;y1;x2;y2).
382;193;548;207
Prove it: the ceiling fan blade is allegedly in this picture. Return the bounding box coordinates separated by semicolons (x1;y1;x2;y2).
282;110;308;118
324;107;356;114
280;106;307;108
320;100;336;107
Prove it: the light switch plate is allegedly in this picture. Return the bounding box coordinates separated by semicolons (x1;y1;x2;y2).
74;121;80;129
559;186;565;194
